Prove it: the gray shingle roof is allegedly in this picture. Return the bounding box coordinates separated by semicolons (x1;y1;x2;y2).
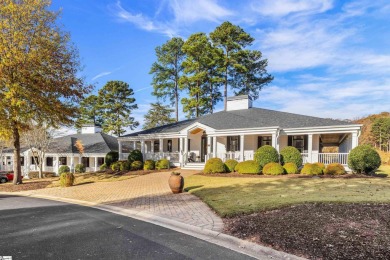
48;132;118;154
123;107;353;137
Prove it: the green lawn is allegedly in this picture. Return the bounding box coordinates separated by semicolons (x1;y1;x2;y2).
184;165;390;217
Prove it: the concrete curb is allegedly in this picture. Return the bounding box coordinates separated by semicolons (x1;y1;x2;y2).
1;192;305;260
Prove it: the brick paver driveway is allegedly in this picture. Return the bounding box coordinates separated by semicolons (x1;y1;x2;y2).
22;170;224;231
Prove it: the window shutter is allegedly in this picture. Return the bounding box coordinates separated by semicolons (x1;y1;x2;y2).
237;136;240;152
227;137;231;152
257;136;261;148
304;135;308;151
288;136;292;146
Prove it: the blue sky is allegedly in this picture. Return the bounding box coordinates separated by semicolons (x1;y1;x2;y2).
51;0;390;133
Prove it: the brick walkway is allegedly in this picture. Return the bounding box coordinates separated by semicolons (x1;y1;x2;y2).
22;170;224;231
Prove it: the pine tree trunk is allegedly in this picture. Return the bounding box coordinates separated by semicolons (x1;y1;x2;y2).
12;122;23;184
224;68;228;111
175;87;179;122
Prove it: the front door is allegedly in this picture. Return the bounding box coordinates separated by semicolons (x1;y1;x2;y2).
201;136;208;162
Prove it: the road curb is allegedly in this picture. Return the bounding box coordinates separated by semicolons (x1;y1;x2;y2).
0;192;305;260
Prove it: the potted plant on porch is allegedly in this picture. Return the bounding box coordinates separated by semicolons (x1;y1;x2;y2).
168;172;184;194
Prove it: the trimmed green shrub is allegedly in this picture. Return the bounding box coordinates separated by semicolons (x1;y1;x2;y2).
105;151;119;167
348;145;381;174
111;161;120;171
324;163;346;175
60;172;74;187
204;158;226;174
156;159;170;170
235;160;261;175
314;162;325;171
283;162;299;174
75;164;86;173
119;160;131;171
224;159;238;173
128;149;143;163
99;163;107;171
254;145;279;169
301;163;323;175
131;160;143;171
263;162;285;175
280;146;303;168
58;165;70;175
143;160;155;170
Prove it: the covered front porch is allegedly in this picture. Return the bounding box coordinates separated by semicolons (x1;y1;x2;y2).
118;123;360;170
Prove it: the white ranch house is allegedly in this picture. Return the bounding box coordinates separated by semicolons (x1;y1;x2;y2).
118;96;361;170
0;125;118;176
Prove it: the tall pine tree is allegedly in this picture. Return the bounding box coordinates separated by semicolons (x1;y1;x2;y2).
150;37;185;122
143;102;175;130
181;33;222;118
210;21;273;109
98;81;138;136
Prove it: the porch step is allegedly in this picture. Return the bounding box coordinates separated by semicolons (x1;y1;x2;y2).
182;163;205;170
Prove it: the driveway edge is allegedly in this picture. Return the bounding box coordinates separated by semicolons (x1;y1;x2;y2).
1;192;305;260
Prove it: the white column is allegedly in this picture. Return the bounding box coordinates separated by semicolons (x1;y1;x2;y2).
351;132;359;149
94;157;98;172
133;141;137;150
55;155;59;175
184;137;189;163
118;140;123;160
141;140;145;154
213;136;217;158
207;136;211;156
240;135;245;162
308;134;313;163
159;138;163;153
179;138;184;166
272;133;279;151
312;134;320;163
25;154;30;176
70;156;74;173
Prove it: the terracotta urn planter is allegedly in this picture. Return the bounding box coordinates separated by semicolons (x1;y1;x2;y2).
168;172;184;194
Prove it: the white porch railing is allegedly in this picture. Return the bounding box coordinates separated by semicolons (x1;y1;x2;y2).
301;153;349;165
318;153;349;165
144;152;180;163
301;153;309;164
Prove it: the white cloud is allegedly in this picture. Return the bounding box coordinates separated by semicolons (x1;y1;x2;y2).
111;0;233;38
91;71;112;81
111;1;177;37
251;0;333;17
169;0;233;24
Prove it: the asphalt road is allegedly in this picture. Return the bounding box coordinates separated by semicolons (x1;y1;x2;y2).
0;195;254;260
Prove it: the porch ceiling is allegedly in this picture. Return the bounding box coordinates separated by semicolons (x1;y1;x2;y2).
320;134;345;144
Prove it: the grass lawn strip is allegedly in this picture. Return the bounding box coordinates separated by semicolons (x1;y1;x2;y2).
184;165;390;259
184;173;390;217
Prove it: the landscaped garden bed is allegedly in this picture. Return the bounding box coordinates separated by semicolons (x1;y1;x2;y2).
225;203;390;260
184;165;390;259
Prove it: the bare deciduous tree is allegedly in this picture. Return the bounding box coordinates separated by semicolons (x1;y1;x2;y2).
23;124;55;178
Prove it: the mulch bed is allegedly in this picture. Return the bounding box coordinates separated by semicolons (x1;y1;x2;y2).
0;181;52;192
224;203;390;259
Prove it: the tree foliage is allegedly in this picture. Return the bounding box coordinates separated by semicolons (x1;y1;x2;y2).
75;95;103;130
143;102;175;130
150;37;185;122
372;118;390;151
210;21;273;109
98;81;138;136
181;33;222;118
0;0;90;184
